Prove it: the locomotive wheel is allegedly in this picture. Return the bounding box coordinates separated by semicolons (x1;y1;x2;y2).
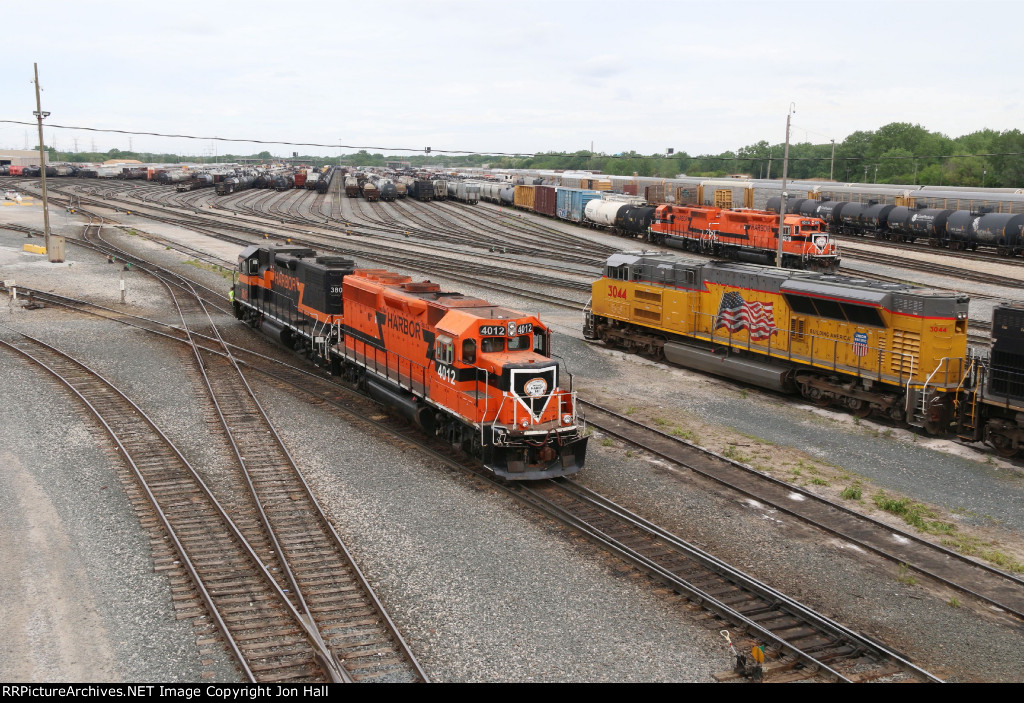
815;395;832;408
848;398;871;418
888;407;908;428
991;437;1019;457
924;419;945;435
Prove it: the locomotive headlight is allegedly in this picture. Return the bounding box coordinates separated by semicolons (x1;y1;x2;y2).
562;414;573;426
520;418;530;429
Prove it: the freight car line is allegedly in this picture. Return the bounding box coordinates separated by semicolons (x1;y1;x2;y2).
578;400;1024;622
449;199;620;254
426;198;617;257
0;329;350;683
44;231;430;682
21;177;608;270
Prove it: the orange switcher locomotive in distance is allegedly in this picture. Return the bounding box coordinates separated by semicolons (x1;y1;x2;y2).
233;245;588;480
646;204;840;272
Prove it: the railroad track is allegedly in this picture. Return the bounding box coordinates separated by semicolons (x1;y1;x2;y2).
578;400;1024;622
27;227;431;683
510;478;940;682
9;274;944;683
833;233;1024;269
0;328;347;683
840;248;1023;289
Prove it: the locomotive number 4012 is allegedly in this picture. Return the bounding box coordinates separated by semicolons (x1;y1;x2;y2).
479;323;533;337
437;364;457;384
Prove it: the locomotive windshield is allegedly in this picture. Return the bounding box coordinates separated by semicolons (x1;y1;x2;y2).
508;335;530;350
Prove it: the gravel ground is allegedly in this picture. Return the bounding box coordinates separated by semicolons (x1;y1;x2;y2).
0;256;240;681
4;198;1024;683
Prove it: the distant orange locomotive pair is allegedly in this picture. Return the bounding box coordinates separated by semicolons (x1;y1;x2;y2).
647;204;840;272
233;244;587;479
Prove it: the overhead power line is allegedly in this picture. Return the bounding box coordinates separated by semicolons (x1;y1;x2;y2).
2;118;1021;163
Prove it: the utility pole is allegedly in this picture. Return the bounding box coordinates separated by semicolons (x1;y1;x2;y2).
776;103;795;268
32;62;52;258
829;139;835;181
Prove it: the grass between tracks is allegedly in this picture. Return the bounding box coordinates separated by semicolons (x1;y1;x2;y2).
866;490;1024;574
185;259;234;282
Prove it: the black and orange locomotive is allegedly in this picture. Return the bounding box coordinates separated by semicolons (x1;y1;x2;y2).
233;244;588;479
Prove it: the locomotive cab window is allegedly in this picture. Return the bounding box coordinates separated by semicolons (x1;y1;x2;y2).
608;265;630;280
508;334;530;351
481;337;505;353
435;336;454;364
461;338;476;364
533;328;549;356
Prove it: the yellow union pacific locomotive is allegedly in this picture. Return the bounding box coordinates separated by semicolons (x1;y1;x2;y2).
584;252;970;433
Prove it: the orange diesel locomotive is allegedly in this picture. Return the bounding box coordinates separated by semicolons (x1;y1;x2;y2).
234;244;588;480
647;204;840;272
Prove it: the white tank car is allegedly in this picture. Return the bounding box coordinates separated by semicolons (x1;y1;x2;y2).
584;199;628;227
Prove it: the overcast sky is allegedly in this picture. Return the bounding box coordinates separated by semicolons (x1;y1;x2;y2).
2;0;1020;159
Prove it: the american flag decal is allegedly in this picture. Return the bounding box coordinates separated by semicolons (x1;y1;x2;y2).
715;291;777;341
